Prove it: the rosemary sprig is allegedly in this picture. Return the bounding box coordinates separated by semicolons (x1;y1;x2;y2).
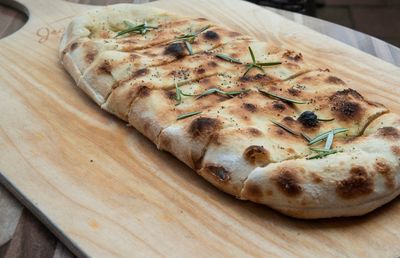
215;54;242;64
180;91;198;97
301;132;312;142
184;41;193;55
174;25;210;55
306;148;342;160
308;128;349;145
258;89;308;104
270;120;299;136
195;88;250;99
177;111;202;120
283;70;310;81
114;20;158;38
324;130;334;150
175;81;182;106
318;117;335;122
242;47;281;77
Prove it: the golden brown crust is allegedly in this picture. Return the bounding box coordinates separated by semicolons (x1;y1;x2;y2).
60;4;400;219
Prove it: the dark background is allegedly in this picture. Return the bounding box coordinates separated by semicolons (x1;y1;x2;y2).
250;0;400;47
315;0;400;48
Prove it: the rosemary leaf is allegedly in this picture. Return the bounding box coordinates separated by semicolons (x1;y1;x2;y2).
257;61;282;66
258;89;308;104
197;25;211;34
308;128;349;145
177;111;202;120
195;88;249;99
283;70;311;81
254;65;265;73
180;91;198;97
222;89;251;96
174;25;210;55
175;25;210;40
318;117;335;122
309;147;330;152
195;88;218;99
324;130;334;150
175;81;182;106
242;66;253;77
241;47;281;77
248;47;256;63
215;54;242;64
185;41;194;55
306;148;341;160
301;132;312;142
114;20;157;38
270;120;299;136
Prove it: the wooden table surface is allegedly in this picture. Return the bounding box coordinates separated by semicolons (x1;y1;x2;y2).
0;0;399;257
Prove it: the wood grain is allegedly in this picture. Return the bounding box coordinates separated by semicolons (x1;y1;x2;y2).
0;0;400;257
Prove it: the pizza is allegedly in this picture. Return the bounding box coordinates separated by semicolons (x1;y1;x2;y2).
59;4;400;218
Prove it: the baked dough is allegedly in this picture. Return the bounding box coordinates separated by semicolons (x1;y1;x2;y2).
59;4;400;218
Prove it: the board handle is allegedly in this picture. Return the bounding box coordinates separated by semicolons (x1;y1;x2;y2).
0;0;158;43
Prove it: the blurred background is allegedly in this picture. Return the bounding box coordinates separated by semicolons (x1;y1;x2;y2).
249;0;400;47
1;0;399;47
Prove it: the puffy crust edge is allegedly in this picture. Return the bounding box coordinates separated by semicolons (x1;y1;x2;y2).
241;119;400;219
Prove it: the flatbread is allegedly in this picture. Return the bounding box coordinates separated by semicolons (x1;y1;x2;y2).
60;4;400;218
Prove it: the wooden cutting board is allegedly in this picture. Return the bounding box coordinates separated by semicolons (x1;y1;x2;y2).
1;0;400;257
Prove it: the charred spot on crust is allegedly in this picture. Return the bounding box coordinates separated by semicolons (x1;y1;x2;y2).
283;116;296;124
254;74;265;80
197;68;206;74
164;43;186;58
244;183;263;201
287;148;295;154
331;88;363;100
377;127;400;139
273;169;302;197
136;86;151;98
246;127;263;136
85;49;98;64
189;117;221;138
159;135;171;150
298;111;319;128
165;90;176;100
207;61;218;68
329;89;364;121
120;38;137;45
240;73;266;82
133;68;149;78
282;50;303;62
336;166;373;199
375;160;394;189
97;60;112;74
203;30;219;40
275;128;287;136
204;165;231;182
242;103;257;112
332;101;361;121
70;42;79;51
195;17;208;22
392;146;400;157
288;87;301;96
129;53;139;61
229;31;242;37
243;145;270;166
272;101;286;111
311;173;322;184
326;76;345;85
240;74;276;84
